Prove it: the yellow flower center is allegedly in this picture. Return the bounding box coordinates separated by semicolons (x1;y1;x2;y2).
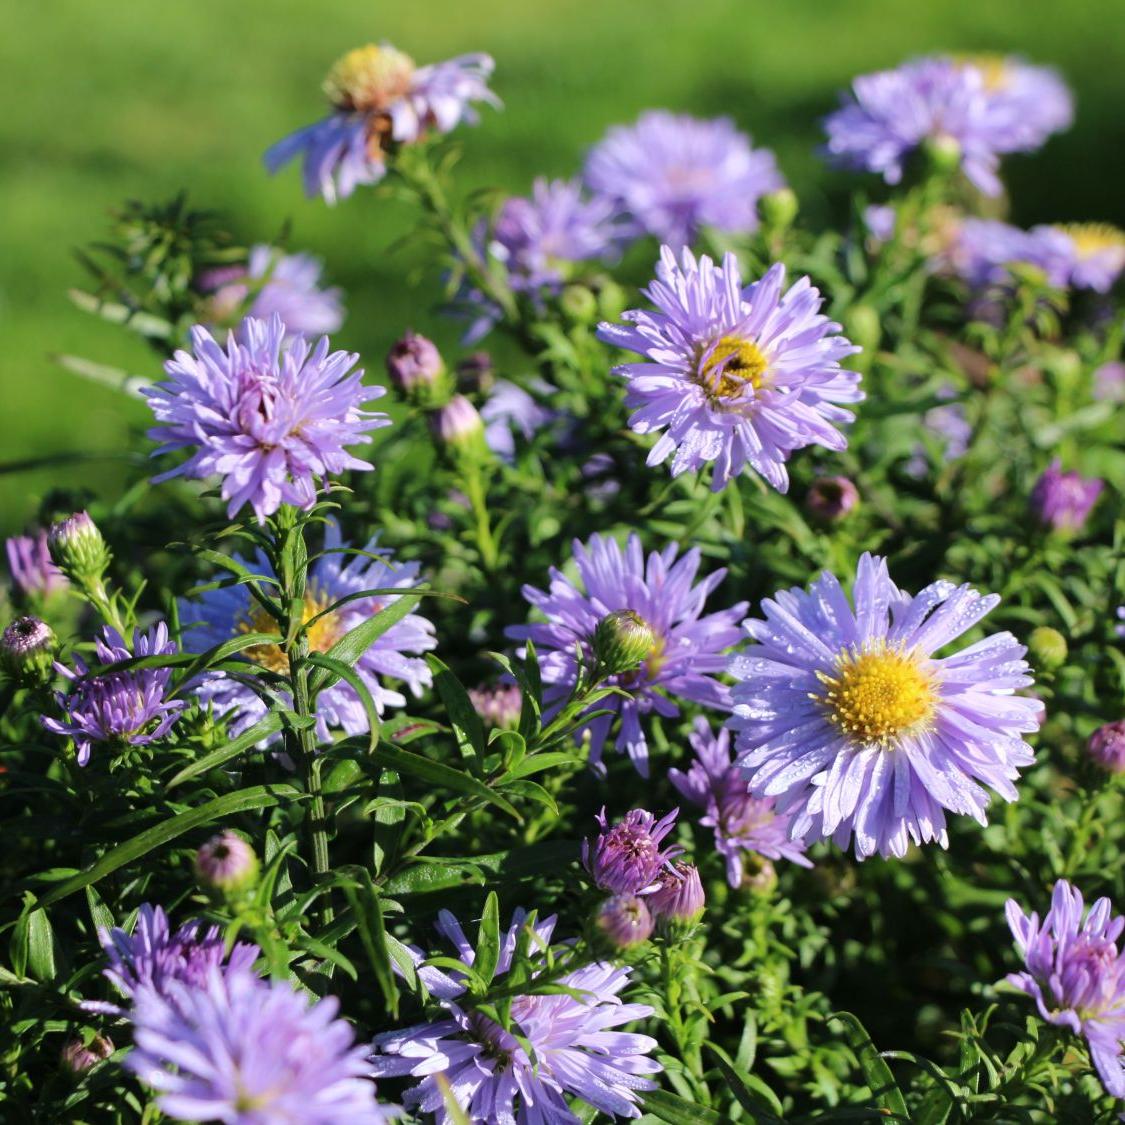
237;588;345;675
1054;223;1125;261
817;646;935;745
699;336;768;403
323;44;416;112
956;54;1011;91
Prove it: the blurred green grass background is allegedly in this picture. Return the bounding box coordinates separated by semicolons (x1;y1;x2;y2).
2;0;1123;535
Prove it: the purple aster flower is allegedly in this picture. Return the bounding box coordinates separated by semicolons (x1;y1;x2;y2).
145;314;387;523
5;529;67;599
85;903;259;1018
584;110;784;248
1030;459;1103;532
904;384;973;478
127;966;396;1124
198;245;345;338
508;532;746;774
670;717;810;888
370;908;661;1123
823;57;1019;196
481;378;557;461
958;55;1074;151
42;624;185;767
1088;720;1125;775
1030;223;1125;293
266;43;497;204
179;522;434;743
1094;362;1125;403
1005;880;1125;1099
598;247;863;493
583;807;682;895
950;218;1061;288
729;553;1043;860
468;682;522;730
648;861;705;923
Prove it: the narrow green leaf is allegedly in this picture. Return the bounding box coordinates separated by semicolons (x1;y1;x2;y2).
705;1042;784;1120
641;1089;724;1125
165;713;286;788
343;875;399;1018
377;744;521;822
426;654;486;771
475;892;501;985
306;653;381;752
310;591;423;693
829;1011;909;1118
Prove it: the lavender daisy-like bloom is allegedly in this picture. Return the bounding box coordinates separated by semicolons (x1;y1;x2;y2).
1033;223;1125;293
950;219;1060;288
1117;606;1125;640
1005;881;1125;1100
598;247;863;493
127;967;396;1124
904;384;972;478
957;55;1073;151
584;110;784;248
265;43;497;204
370;908;661;1123
5;529;67;599
481;378;556;461
179;523;434;742
670;717;810;888
584;807;682;895
86;903;259;1018
145;314;387;523
823;57;1018;196
729;553;1042;860
1030;459;1103;532
507;532;746;774
199;245;345;338
42;624;185;767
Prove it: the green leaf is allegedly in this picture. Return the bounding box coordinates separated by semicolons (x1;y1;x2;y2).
705;1042;784;1120
427;654;486;772
309;591;423;693
342;872;399;1018
829;1011;909;1119
475;891;501;985
377;743;521;822
165;713;288;788
306;653;381;752
641;1089;724;1125
37;786;298;907
381;860;486;897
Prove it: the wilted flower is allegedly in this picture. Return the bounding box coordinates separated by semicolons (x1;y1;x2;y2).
1005;881;1125;1100
584;110;784;248
85;903;258;1017
1088;721;1125;774
598;247;862;493
198;245;344;338
806;476;860;524
508;533;746;773
648;862;705;924
42;624;185;767
179;523;434;742
730;553;1042;860
583;807;681;895
1030;460;1103;532
5;530;67;599
385;329;448;403
266;43;497;203
596;895;654;949
127;967;396;1124
194;831;259;894
60;1034;114;1075
1;616;57;682
146;315;387;523
669;717;811;888
370;909;661;1122
480;378;556;461
823;57;1028;196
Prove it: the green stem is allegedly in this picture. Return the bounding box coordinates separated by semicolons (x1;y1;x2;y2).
462;461;499;571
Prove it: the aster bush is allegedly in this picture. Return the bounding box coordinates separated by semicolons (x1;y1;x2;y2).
2;30;1125;1125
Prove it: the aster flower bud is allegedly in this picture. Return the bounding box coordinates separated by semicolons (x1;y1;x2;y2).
194;831;260;894
595;895;653;949
1028;626;1068;671
429;395;489;461
457;351;494;393
583;807;681;895
923;133;963;174
468;683;522;731
386;330;450;406
1;616;57;683
60;1033;114;1075
760;186;798;230
648;861;706;925
593;610;655;676
1031;460;1103;533
47;511;110;585
743;855;778;896
806;476;860;524
1088;721;1125;775
560;284;598;324
842;304;881;356
596;279;628;323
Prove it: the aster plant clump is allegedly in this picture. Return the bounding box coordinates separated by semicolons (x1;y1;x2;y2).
3;26;1125;1125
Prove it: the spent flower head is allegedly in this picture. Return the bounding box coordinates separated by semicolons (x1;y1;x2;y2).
583;807;681;895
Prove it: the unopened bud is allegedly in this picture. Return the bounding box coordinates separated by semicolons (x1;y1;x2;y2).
923;133;963;175
742;855;778;895
60;1034;114;1075
560;284;598;324
194;830;259;894
1;616;57;682
596;279;628;323
593;610;655;676
1028;626;1067;671
468;683;522;731
760;187;798;230
806;476;860;524
47;512;110;584
1089;721;1125;775
386;331;450;407
648;861;705;926
429;395;489;460
842;304;881;356
595;895;653;949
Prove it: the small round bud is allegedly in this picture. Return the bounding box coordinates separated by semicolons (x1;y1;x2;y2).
593;610;656;676
842;304;881;356
1089;721;1125;775
1031;461;1103;533
60;1034;114;1075
1;616;57;682
429;395;489;460
1028;626;1068;671
595;895;653;949
194;830;259;894
386;331;450;407
923;133;962;174
596;279;628;323
742;855;778;895
457;351;494;393
760;187;799;230
560;284;598;324
47;511;110;583
648;861;705;925
468;683;522;731
806;476;860;525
